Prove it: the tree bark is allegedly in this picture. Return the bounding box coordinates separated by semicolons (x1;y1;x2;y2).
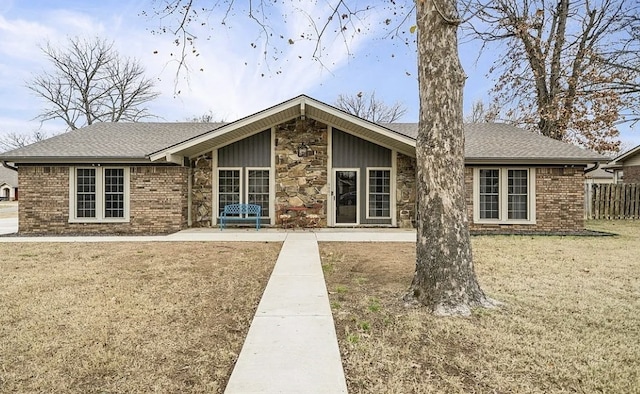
404;0;493;315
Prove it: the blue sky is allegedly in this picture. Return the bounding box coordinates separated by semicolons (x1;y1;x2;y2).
0;0;637;148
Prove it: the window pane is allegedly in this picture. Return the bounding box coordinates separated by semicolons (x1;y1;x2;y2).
248;170;270;217
508;170;528;219
219;170;241;216
368;169;390;217
76;168;96;218
479;169;499;219
104;169;125;218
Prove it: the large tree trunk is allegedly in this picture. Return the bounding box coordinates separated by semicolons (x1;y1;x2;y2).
404;0;494;315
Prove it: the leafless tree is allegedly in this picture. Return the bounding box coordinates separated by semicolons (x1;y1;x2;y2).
335;91;407;123
466;0;639;153
28;37;160;130
186;110;225;123
464;100;499;123
150;0;491;315
0;131;48;152
597;12;640;124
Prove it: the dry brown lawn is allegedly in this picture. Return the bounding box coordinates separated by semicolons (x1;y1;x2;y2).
321;221;640;393
0;242;280;393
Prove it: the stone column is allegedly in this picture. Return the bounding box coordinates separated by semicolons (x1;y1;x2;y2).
191;153;213;227
274;118;329;227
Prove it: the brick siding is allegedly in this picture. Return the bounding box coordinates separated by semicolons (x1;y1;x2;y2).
18;165;188;235
464;166;585;233
623;165;640;183
17;162;587;234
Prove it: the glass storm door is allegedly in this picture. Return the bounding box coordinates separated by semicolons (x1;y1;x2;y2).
335;170;358;224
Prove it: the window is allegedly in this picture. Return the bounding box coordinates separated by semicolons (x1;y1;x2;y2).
217;168;270;218
474;168;535;224
218;169;241;215
104;169;125;218
247;169;270;217
76;168;96;218
508;169;528;220
69;167;129;222
367;168;391;218
479;169;499;219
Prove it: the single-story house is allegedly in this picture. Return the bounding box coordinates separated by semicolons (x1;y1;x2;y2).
0;95;607;235
0;165;18;201
604;144;640;183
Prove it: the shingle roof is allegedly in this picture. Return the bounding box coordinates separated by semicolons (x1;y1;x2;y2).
383;122;606;162
0;118;605;164
0;122;226;160
0;165;18;186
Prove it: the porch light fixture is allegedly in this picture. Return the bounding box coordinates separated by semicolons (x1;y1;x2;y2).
297;142;310;157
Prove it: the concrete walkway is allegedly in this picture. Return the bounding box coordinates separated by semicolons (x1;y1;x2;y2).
225;232;348;393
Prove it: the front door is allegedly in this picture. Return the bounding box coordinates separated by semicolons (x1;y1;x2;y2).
334;170;358;224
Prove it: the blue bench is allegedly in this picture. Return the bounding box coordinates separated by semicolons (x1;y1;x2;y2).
219;203;262;230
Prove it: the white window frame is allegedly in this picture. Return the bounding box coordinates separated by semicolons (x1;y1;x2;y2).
68;166;130;223
366;167;392;219
245;167;271;219
217;167;243;218
473;167;536;225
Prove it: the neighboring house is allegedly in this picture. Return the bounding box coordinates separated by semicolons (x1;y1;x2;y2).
604;144;640;183
0;95;607;235
584;167;618;185
0;165;18;201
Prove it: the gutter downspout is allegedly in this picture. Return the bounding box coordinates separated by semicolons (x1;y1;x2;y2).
1;161;17;171
584;162;600;174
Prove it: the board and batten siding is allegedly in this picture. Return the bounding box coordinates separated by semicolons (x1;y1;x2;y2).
332;128;392;225
216;129;272;224
218;129;271;167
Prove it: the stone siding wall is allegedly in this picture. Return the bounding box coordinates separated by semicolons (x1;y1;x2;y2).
464;167;585;233
623;165;640;183
18;165;188;235
396;153;417;228
191;153;213;227
275;119;329;226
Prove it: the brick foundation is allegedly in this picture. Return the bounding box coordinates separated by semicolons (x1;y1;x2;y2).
18;165;188;235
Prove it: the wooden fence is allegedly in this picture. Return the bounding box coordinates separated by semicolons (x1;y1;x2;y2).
588;183;640;219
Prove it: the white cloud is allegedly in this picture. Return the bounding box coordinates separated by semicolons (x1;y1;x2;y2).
0;1;414;137
133;2;386;122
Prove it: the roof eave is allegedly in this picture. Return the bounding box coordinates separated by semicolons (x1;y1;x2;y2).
1;156;153;165
608;144;640;166
464;157;603;166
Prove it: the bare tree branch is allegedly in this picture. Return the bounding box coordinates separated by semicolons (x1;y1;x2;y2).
0;131;49;152
27;37;160;131
465;0;639;153
335;91;407;123
464;100;499;123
